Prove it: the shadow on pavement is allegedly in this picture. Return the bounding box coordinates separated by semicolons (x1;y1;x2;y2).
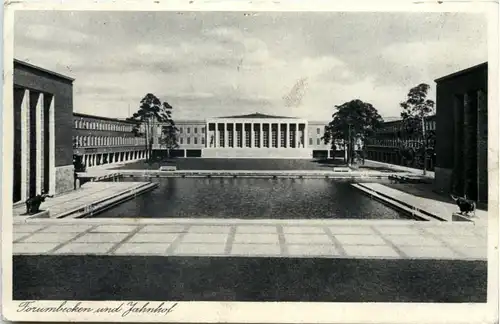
13;255;487;302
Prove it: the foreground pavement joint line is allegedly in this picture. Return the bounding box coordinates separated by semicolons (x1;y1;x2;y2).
165;225;193;254
276;225;288;256
224;226;237;254
107;225;146;254
47;225;100;254
414;226;467;258
323;227;347;256
370;226;409;258
13;225;52;243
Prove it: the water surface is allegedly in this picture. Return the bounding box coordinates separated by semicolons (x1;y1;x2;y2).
96;178;405;219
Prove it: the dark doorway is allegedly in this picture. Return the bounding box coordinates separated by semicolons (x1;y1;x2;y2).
13;88;24;203
28;92;40;198
43;94;52;193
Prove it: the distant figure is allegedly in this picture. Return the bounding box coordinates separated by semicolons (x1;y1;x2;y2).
25;190;53;214
451;194;476;217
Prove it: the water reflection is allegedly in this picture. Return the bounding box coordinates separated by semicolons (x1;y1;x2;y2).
96;178;404;219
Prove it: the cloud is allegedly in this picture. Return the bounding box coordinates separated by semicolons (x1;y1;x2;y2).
14;11;488;121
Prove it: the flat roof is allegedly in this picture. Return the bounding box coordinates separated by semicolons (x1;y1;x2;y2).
434;62;487;83
14;59;75;82
73;112;136;124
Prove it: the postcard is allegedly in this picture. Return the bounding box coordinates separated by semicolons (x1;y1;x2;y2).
2;0;498;323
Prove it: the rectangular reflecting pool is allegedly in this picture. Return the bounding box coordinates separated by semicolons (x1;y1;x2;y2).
94;177;409;219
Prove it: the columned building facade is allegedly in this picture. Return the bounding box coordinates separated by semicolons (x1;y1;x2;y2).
152;113;332;158
13;59;75;203
73;113;147;168
204;113;310;158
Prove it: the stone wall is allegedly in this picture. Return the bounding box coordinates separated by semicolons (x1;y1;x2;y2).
433;167;453;195
55;164;74;194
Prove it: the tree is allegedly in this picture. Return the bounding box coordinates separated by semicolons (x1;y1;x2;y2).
399;83;435;174
323;99;383;165
158;103;179;159
127;93;177;162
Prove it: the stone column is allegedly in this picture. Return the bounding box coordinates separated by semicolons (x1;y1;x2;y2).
37;93;45;194
20;89;30;201
205;122;209;148
233;123;237;148
215;123;220;148
277;123;281;148
295;123;299;148
224;123;228;148
259;123;263;148
251;123;255;148
285;123;290;148
302;123;306;152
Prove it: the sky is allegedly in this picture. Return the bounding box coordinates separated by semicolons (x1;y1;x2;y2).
14;11;487;121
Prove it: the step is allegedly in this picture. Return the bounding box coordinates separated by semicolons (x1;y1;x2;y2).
351;183;436;221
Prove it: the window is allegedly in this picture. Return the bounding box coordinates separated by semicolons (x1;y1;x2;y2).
201;137;205;145
309;138;313;146
280;129;285;148
187;137;191;145
271;128;277;148
317;128;320;134
187;127;191;134
317;138;321;145
180;127;183;133
255;130;260;147
228;131;234;147
202;127;205;134
263;129;269;148
194;128;198;134
194;138;198;145
180;138;184;144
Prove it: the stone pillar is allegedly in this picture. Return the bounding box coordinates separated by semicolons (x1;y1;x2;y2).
206;122;209;148
477;89;488;203
302;123;306;152
285;123;290;148
233;123;237;148
184;149;187;158
215;123;220;148
295;123;299;148
20;89;30;201
224;123;228;148
277;123;281;148
259;123;263;148
251;123;255;148
37;93;44;194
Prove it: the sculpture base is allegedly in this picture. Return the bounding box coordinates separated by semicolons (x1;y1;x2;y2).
452;212;474;222
21;210;50;219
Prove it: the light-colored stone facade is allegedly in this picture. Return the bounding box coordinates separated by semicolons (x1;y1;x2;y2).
153;113;333;158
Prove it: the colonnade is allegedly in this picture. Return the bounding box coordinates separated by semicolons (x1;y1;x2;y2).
13;87;56;202
83;150;147;168
205;122;308;149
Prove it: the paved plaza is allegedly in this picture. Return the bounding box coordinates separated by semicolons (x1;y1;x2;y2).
13;218;487;260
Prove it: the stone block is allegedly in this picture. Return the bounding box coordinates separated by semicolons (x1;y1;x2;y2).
55;164;74;194
452;212;473;222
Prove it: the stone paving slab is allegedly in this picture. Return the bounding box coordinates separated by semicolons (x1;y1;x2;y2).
12;218;488;260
